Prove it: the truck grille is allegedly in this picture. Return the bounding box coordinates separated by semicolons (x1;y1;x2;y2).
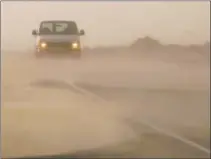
47;42;70;48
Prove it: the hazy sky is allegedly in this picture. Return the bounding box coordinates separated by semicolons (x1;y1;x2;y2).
1;1;210;50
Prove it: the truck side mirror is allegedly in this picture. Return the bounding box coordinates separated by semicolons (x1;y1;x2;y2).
79;29;85;36
32;30;37;36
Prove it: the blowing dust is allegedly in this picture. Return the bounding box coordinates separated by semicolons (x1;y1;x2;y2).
2;44;210;158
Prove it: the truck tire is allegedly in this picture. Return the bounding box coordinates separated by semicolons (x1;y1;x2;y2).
72;51;81;59
35;51;44;59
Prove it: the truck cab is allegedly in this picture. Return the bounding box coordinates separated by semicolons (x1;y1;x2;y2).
32;20;85;58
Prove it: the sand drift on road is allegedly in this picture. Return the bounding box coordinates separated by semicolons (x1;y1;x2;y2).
2;50;210;158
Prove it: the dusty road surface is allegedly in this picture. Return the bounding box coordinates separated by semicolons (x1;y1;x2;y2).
2;50;210;158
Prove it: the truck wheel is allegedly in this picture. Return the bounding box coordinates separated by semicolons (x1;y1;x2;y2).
72;51;81;59
35;51;43;59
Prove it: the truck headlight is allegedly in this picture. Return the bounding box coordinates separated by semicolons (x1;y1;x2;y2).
41;42;47;48
72;42;79;49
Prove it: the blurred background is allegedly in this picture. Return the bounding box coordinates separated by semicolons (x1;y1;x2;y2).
1;1;210;51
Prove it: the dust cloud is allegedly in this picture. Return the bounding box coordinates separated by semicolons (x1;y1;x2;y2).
2;1;210;158
2;52;137;158
2;41;210;158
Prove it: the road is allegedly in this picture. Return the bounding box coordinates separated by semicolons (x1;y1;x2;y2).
2;50;210;158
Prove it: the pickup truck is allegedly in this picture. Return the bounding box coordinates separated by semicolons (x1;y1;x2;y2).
32;20;85;59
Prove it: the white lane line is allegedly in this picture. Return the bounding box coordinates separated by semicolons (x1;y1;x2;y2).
135;119;210;154
66;81;210;154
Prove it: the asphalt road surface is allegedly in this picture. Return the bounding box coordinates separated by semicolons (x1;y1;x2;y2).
2;50;210;158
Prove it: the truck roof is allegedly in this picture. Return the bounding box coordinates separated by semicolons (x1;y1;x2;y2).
41;20;76;23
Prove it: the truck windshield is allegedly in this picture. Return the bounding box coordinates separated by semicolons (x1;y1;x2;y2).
39;21;78;35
